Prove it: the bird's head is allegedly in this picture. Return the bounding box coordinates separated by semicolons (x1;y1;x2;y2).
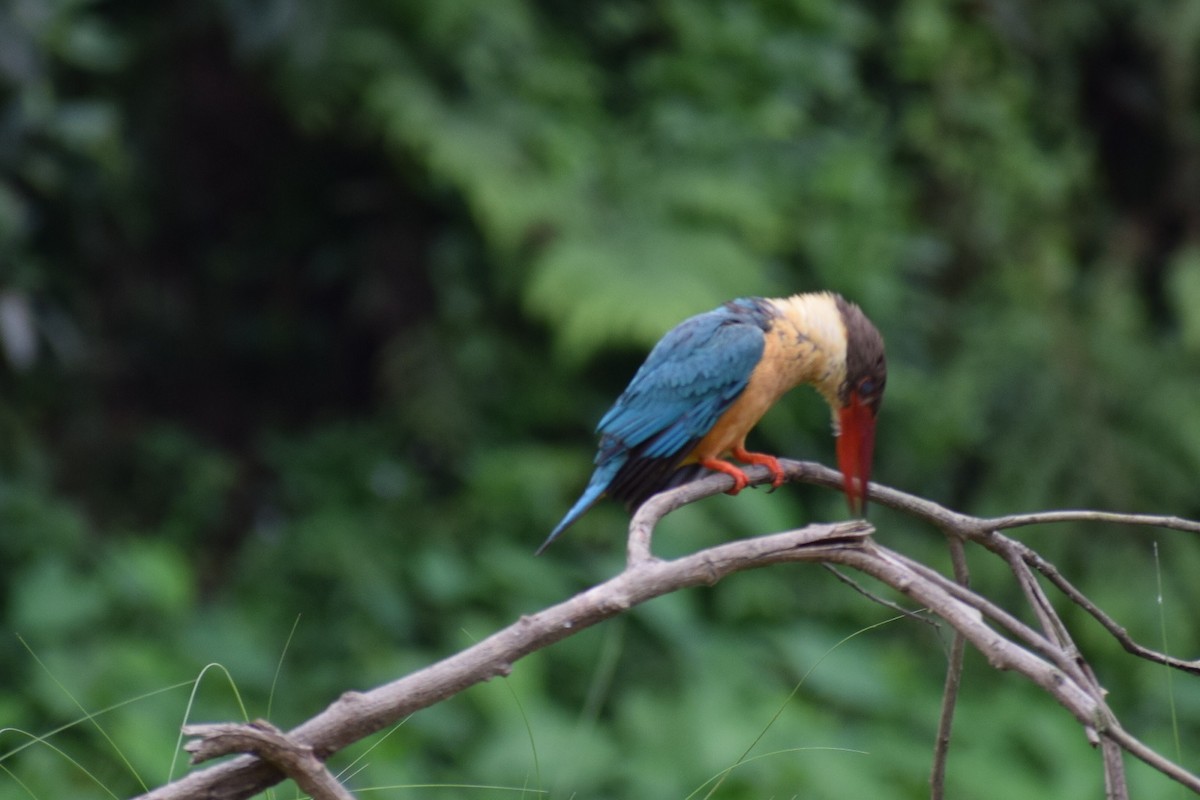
832;297;886;516
751;291;888;516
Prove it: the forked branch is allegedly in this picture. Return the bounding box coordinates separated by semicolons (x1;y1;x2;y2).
136;460;1200;800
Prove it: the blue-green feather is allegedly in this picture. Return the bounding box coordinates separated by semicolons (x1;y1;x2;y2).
539;298;773;552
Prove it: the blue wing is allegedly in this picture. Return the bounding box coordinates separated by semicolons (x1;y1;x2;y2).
538;299;770;553
597;307;767;459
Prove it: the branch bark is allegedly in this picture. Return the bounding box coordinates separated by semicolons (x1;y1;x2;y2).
930;537;968;800
135;460;1200;800
182;721;354;800
138;519;872;800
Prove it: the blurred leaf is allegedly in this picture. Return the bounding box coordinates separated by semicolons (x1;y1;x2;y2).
527;226;767;359
1168;245;1200;353
12;558;104;637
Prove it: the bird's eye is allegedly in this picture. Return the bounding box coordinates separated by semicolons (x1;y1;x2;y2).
858;378;876;396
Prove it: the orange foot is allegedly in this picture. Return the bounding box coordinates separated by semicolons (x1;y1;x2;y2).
698;458;751;495
732;447;787;490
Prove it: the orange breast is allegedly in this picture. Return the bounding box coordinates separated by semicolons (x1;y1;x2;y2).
683;327;802;462
684;387;776;462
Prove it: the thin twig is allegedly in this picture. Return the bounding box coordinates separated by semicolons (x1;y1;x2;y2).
983;510;1200;536
1020;544;1200;675
834;543;1102;719
888;551;1069;671
819;564;933;624
992;539;1110;756
183;721;355;800
1102;736;1131;800
1104;722;1200;794
773;459;1200;674
930;538;968;800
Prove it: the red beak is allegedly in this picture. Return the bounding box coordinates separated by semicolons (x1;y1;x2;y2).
836;391;876;517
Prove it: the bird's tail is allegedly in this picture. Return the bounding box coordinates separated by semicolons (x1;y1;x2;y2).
536;459;622;555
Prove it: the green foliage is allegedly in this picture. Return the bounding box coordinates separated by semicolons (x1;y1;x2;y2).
1;0;1199;797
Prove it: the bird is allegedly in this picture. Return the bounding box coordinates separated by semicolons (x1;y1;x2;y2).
537;292;887;554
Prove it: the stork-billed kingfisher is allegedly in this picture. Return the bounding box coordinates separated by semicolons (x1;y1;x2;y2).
539;292;886;554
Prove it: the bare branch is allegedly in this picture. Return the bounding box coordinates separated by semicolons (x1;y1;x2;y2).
1101;736;1131;800
931;538;968;800
770;460;1200;676
183;721;354;800
833;544;1102;721
888;551;1070;670
983;510;1200;535
137;520;872;800
1105;723;1200;794
819;564;932;624
1021;545;1200;675
133;461;1200;800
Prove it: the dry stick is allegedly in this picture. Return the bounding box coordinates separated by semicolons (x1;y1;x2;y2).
767;460;1200;541
1021;543;1200;674
992;539;1129;795
819;564;933;623
998;544;1075;655
1102;735;1132;800
832;542;1101;717
930;537;968;800
836;543;1200;795
992;543;1103;719
138;520;873;800
716;462;1198;797
137;461;1200;800
182;721;355;800
631;468;1200;794
1106;723;1200;793
783;461;1194;797
984;510;1200;535
960;500;1191;798
631;468;1035;656
889;550;1070;671
777;460;1200;675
